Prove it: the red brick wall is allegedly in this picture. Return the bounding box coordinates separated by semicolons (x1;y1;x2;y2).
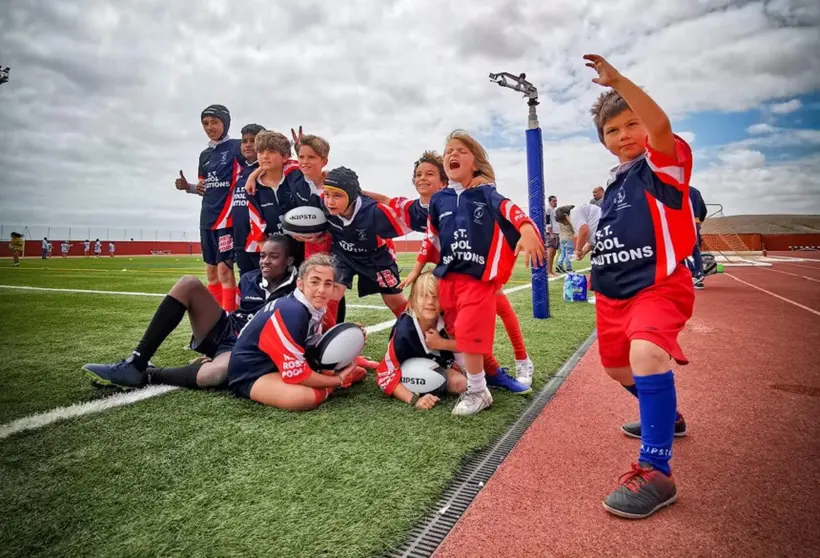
701;233;820;252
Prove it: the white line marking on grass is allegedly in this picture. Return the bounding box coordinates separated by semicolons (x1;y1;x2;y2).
725;273;820;317
0;285;164;297
0;267;591;440
0;386;179;441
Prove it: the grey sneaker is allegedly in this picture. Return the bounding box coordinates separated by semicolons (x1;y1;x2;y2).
452;388;493;416
603;462;677;519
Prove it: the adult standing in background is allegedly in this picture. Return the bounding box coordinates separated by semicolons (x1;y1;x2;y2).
545;195;560;277
590;186;605;206
688;185;708;289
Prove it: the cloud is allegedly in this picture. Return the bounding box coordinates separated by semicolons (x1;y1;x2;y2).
769;99;803;114
717;149;766;169
746;123;777;135
0;0;819;234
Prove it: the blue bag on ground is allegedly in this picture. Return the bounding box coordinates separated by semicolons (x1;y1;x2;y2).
563;273;588;302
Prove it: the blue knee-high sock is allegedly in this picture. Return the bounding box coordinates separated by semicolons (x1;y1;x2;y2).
623;383;639;398
634;371;677;476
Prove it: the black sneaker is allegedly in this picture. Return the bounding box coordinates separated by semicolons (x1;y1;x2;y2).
603;462;677;519
83;354;146;389
622;414;687;439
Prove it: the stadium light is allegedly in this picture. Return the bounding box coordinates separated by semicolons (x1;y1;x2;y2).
488;72;550;319
0;66;10;85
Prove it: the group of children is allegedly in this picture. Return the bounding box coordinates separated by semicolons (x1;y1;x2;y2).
29;238;111;259
83;54;699;520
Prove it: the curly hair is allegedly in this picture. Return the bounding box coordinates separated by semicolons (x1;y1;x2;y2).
590;90;631;143
412;150;447;185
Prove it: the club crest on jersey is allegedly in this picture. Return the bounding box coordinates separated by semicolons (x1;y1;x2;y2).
356;229;367;241
614;185;631;211
472;202;486;224
221;151;229;164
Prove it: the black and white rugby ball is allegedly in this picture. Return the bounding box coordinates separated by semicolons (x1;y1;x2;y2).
399;358;448;394
315;323;365;371
282;206;328;235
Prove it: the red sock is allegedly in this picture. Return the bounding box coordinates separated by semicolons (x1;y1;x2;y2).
222;287;238;312
483;354;501;376
496;293;527;360
312;387;331;406
207;283;222;305
322;299;339;331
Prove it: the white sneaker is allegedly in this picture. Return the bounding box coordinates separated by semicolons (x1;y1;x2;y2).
515;357;534;387
452;388;493;416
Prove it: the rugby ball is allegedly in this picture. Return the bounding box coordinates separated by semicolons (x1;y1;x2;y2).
282;206;328;235
314;323;365;371
399;357;448;395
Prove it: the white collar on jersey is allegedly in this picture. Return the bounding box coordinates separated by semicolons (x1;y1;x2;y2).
206;135;232;148
609;153;646;176
293;286;327;339
337;196;363;226
260;266;297;297
411;313;447;356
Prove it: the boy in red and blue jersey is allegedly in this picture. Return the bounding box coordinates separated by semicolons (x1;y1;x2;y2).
409;131;544;416
583;54;697;519
322;167;411;317
175;104;245;312
232;124;266;276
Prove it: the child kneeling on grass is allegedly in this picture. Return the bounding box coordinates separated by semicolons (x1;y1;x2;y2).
377;271;519;410
583;53;696;519
226;254;367;410
404;131;545;416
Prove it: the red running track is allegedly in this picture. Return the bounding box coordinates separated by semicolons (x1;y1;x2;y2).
435;267;820;558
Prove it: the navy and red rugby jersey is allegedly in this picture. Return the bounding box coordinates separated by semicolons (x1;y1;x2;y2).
326;196;411;269
591;135;696;300
418;183;536;285
233;267;297;326
198;137;245;230
227;289;325;389
245;160;321;251
376;313;455;395
231;161;258;252
388;197;429;233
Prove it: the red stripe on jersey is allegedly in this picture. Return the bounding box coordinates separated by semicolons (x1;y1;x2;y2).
418;216;441;264
245;202;267;252
258;310;310;384
376;338;401;395
645;192;671;284
212;160;241;230
499;199;538;236
376;202;412;236
389;197;413;229
482;224;504;282
645;135;693;194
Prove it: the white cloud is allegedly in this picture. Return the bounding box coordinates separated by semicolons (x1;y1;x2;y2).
677;131;696;145
0;0;818;233
747;123;777;135
717;149;766;169
769;99;803;114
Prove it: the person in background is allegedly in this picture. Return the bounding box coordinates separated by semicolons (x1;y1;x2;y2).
545;195;560;277
94;238;102;257
9;232;24;266
556;212;575;273
41;237;49;259
61;241;70;258
590;186;605;206
109;242;115;257
688;185;708;289
83;239;91;258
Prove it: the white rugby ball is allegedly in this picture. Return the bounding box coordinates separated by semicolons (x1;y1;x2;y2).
282;206;328;236
315;323;365;371
399;357;448;394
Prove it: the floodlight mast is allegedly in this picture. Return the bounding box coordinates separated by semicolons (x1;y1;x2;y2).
488;71;549;319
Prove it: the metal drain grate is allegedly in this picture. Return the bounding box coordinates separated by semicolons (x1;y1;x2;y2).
383;330;598;558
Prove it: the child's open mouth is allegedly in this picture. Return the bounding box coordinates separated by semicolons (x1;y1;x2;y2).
449;161;460;170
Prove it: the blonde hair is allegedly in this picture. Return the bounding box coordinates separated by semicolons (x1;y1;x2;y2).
408;271;439;316
445;129;495;182
299;135;330;159
298;253;335;281
255;131;292;157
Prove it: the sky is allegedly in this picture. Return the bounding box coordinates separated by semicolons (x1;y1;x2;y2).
1;0;819;239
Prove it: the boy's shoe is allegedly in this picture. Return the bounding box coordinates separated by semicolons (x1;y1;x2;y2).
486;367;532;395
452;388;493;416
603;462;677;519
83;355;145;389
693;278;705;290
622;414;687;439
555;264;565;274
515;357;534;387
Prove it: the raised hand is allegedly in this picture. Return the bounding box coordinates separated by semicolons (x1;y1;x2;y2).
583;54;623;87
175;170;190;191
515;224;546;269
291;126;304;150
